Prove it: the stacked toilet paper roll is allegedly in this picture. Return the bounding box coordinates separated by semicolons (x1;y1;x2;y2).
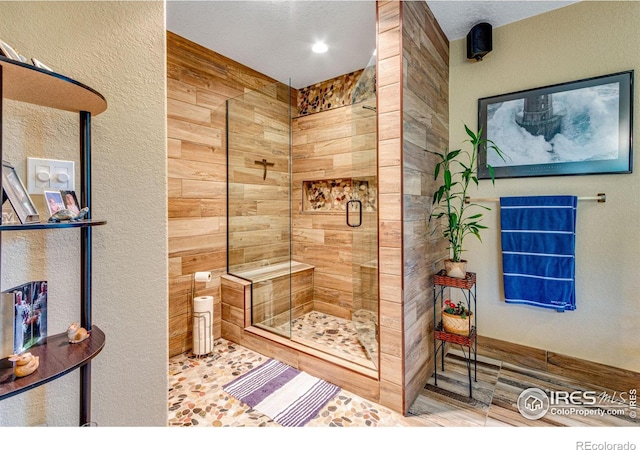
193;295;213;356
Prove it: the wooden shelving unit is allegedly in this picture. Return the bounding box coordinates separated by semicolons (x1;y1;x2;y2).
0;326;105;400
0;55;107;425
0;219;106;231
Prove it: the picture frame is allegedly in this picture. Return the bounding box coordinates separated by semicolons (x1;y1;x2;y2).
1;281;48;356
60;189;81;215
43;190;65;216
31;57;53;72
2;160;40;224
0;40;20;61
477;70;633;179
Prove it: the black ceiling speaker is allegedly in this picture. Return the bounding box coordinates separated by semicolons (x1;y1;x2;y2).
467;22;492;61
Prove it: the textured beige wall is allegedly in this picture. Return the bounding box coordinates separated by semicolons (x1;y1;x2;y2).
450;1;639;372
0;1;167;426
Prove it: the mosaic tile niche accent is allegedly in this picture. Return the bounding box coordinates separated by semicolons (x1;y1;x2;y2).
297;68;376;116
303;178;377;212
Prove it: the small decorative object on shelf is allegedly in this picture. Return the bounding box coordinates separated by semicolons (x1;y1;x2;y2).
442;299;472;336
8;352;39;378
67;322;90;344
48;206;88;223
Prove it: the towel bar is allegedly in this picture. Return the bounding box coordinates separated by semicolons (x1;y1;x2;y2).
465;193;606;204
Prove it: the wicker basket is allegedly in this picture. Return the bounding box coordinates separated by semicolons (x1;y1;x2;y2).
442;310;472;336
434;270;476;289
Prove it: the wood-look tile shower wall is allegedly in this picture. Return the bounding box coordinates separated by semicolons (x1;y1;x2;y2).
167;30;370;356
167;31;291;356
375;0;449;413
401;0;449;411
291;104;377;320
227;82;292;273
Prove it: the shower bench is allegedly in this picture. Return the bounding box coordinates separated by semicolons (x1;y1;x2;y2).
230;261;314;283
221;261;315;330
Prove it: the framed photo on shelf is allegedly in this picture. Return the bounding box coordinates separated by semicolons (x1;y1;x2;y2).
0;40;20;61
1;281;48;355
31;57;54;72
478;70;633;179
60;190;80;215
44;190;65;216
2;160;39;224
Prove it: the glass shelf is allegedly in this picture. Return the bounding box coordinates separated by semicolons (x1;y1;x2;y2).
0;325;105;401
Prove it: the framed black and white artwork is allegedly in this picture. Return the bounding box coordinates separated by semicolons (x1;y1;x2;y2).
478;70;633;179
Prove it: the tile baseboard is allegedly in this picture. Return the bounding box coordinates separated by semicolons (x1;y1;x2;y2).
477;335;638;393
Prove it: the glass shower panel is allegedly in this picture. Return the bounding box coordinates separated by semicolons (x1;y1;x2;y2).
350;56;378;368
226;80;292;338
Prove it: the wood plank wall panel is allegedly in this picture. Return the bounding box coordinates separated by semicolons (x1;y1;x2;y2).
376;0;405;413
167;31;285;357
401;0;449;413
226;78;292;276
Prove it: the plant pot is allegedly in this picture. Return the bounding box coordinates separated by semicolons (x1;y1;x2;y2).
444;259;467;279
442;310;472;336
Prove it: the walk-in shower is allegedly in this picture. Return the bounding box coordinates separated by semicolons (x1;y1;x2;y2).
226;59;378;370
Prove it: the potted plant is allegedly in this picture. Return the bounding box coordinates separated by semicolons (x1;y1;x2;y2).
429;125;503;278
442;299;472;336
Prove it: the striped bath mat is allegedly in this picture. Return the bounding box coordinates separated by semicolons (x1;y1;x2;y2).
222;358;340;427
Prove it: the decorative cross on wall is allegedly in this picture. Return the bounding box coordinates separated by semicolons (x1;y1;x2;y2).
255;159;275;180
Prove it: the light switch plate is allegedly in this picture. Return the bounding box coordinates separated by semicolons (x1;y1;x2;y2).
27;157;75;194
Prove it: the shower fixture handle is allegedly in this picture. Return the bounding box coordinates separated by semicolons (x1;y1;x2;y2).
346;199;362;228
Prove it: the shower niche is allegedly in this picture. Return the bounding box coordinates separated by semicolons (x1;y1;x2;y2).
224;64;378;371
302;178;377;213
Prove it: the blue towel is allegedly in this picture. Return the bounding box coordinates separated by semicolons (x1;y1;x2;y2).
500;196;577;312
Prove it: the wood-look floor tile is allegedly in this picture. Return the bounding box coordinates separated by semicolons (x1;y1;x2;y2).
408;351;637;427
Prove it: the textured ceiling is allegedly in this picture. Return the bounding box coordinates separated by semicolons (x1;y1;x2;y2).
166;1;579;89
166;0;376;89
426;0;579;41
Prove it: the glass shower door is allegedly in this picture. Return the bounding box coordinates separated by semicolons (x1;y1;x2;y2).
350;57;378;368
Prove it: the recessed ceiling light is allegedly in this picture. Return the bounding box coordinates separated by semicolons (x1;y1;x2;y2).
312;42;328;54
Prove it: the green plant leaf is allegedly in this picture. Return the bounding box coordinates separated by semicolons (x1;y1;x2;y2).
449;213;458;229
464;124;475;140
447;149;461;161
444;170;452;189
